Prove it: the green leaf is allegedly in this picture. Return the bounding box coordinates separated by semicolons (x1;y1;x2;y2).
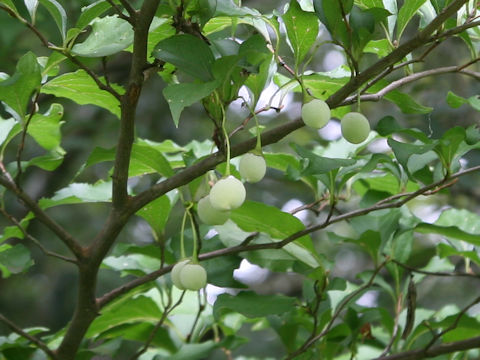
0;0;20;16
28;103;64;151
38;181;112;209
387;138;436;170
169;341;218;360
76;0;112;30
38;0;67;40
376;116;431;142
24;0;39;22
434;126;465;167
446;91;480;111
41;70;123;117
102;254;160;275
230;201;320;268
239;34;274;103
213;292;296;320
202;254;244;288
437;243;480;265
72;15;133;57
0;213;34;243
0;244;34;278
383;89;433;114
163;80;219;126
130;142;174;177
99;323;175;352
26;149;65;171
0;117;17;147
364;39;393;58
415;223;480;246
136;196;171;236
446;90;467;108
313;0;352;44
283;0;319;67
86;295;162;338
153;34;215;82
293;144;356;175
0;52;41;119
396;0;427;40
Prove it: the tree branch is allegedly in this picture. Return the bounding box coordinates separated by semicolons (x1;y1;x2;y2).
118;0;137;19
340;62;480;106
0;313;57;360
62;52;123;101
106;0;135;25
390;258;480;279
0;207;77;264
0;176;84;259
111;0;159;209
375;336;480;360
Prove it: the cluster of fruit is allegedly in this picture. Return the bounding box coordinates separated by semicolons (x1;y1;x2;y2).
301;99;370;144
197;152;266;225
172;98;369;291
172;153;267;290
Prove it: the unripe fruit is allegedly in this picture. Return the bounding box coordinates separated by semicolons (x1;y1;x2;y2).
171;259;190;290
239;153;267;183
197;195;230;225
209;175;246;211
301;99;331;129
341;112;370;144
179;263;207;290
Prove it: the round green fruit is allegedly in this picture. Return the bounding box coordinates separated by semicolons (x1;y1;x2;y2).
179;263;207;291
239;153;267;183
301;99;331;129
341;112;370;144
197;195;230;225
171;259;190;290
209;175;246;211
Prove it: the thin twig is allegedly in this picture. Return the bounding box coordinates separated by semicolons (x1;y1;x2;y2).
390;258;480;279
15;92;41;185
118;0;138;19
0;313;57;359
106;0;135;25
0;175;84;259
130;291;185;359
341;61;480;106
286;260;390;359
62;52;122;101
186;291;206;343
424;296;480;349
229;105;283;138
0;207;77;264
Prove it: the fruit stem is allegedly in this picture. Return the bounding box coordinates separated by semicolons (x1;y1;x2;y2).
356;89;361;112
188;211;199;262
180;202;193;259
246;103;263;153
216;91;231;176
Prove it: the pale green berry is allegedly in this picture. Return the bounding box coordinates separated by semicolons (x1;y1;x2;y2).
239;153;267;183
179;263;207;290
197;195;230;225
209;175;246;211
171;259;191;290
341;112;370;144
301;99;331;129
